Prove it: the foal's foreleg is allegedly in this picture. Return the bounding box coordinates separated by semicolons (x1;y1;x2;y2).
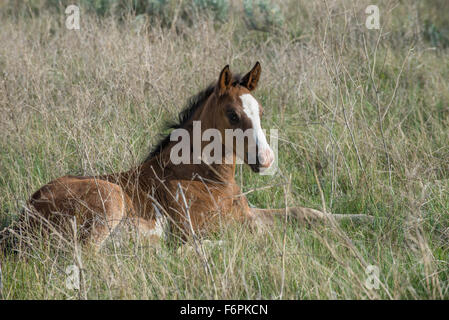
126;217;166;245
250;207;373;227
87;202;126;250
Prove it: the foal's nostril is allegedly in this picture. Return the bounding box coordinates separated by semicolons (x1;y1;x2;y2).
258;148;274;168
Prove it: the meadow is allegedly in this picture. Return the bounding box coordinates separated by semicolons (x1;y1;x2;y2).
0;0;448;299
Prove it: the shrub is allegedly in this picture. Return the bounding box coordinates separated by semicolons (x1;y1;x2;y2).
243;0;284;32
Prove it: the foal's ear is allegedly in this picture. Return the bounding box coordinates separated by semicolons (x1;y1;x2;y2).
217;65;232;96
217;65;233;96
240;61;261;91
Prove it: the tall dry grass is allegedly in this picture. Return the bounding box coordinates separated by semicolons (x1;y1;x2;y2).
0;0;448;299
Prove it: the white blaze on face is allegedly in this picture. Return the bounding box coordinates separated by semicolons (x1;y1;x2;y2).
240;93;274;168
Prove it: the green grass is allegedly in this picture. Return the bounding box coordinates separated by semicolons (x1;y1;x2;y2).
1;0;449;299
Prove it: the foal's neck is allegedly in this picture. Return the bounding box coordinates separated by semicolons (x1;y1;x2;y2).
142;126;236;186
140;144;236;185
137;99;237;188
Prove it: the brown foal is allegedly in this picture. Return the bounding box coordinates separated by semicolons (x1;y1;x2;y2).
7;62;370;249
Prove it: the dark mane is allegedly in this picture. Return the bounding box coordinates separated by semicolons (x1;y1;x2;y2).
143;75;242;163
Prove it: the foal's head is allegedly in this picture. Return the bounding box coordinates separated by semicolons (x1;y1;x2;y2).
202;62;274;172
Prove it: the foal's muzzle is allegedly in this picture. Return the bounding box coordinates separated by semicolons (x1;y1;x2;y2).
247;146;274;173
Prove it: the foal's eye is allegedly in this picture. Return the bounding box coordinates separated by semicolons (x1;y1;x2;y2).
227;112;239;124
